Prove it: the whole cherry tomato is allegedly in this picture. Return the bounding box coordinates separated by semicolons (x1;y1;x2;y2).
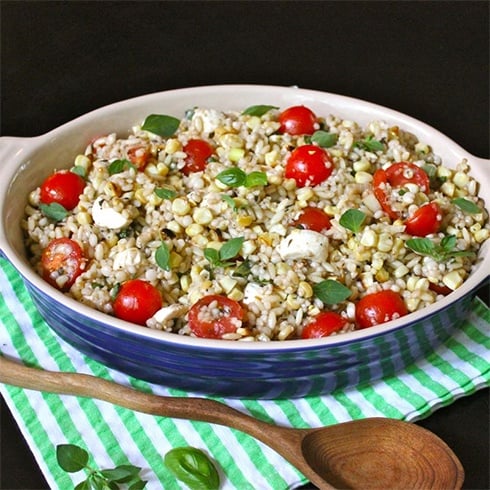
182;139;214;175
40;171;86;210
285;145;334;187
127;145;151;170
41;238;86;291
404;202;442;236
113;279;163;326
278;106;317;135
355;290;408;328
301;311;348;339
187;294;244;339
373;162;431;220
294;206;332;232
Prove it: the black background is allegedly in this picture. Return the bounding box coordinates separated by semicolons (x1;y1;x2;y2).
1;1;489;489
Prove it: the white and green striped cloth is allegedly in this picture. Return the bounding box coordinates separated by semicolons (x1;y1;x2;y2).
1;256;489;490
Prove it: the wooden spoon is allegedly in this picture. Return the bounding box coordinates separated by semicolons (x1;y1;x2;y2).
0;356;464;489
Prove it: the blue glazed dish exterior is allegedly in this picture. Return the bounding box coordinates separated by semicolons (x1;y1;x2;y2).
25;277;474;399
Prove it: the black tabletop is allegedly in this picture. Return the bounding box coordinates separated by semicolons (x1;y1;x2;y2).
1;2;489;489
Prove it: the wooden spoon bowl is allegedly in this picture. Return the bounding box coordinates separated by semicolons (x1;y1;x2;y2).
0;356;464;489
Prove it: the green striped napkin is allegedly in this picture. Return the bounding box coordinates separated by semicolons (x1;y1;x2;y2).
1;256;489;490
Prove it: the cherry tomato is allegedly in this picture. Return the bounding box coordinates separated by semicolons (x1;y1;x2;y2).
301;311;347;339
182;139;214;175
294;206;332;232
373;162;431;220
127;145;151;170
113;279;163;326
285;145;334;187
187;294;244;339
41;238;86;291
40;171;86;210
404;202;442;236
278;106;317;135
355;290;408;329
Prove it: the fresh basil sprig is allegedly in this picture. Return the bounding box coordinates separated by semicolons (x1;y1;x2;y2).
313;279;351;305
242;105;278;117
155;187;177;200
204;237;244;270
155;241;171;271
406;235;475;262
141;114;180;137
164;447;220;490
40;202;68;222
108;158;136;175
310;130;338;148
216;168;268;188
354;135;384;152
56;444;146;489
339;209;366;233
452;197;481;215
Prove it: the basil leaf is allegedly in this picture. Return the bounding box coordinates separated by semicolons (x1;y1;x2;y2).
164;447;220;490
242;105;278;116
216;168;247;187
74;480;91;490
355;135;384;152
244;171;268;188
108;158;135;175
141;114;180;137
339;209;366;233
440;234;457;252
155;241;171;271
452;197;481;214
311;130;338;148
71;165;87;178
221;194;237;211
100;465;142;483
56;444;89;473
233;259;251;277
155;187;177;200
405;237;436;256
204;248;220;266
220;236;244;261
313;279;351;305
40;202;68;221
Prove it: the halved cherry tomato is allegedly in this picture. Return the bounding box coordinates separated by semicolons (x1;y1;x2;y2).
40;171;86;210
113;279;163;326
404;202;442;236
41;238;86;291
285;145;334;187
301;311;347;339
182;139;214;175
355;290;408;329
127;145;151;170
279;106;317;135
373;162;431;220
294;206;332;232
187;294;244;339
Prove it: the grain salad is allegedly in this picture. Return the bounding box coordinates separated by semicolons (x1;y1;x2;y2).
23;104;489;341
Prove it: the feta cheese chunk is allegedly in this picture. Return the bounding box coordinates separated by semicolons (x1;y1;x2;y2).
277;229;329;262
149;304;188;325
112;247;143;270
92;197;130;229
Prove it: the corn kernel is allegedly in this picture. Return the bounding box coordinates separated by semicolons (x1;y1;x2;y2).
180;274;191;292
440;181;455;197
219;133;244;149
166;220;182;234
377;233;394;252
74;154;91;170
229;147;245;162
164;138;182;154
353;158;371;172
246;116;261;130
437;166;452;178
298;281;313;299
228;289;244;301
172;198;191;216
170;251;183;268
193;207;213;225
474;228;490;243
442;270;464;290
286;294;301;309
134;188;148;204
185;223;204;237
265;150;279;167
393;264;409;278
406;297;420;312
219;277;238;294
360;228;378;247
296;187;314;202
355;171;373;184
453;171;469;188
76;211;92;225
192;234;209;248
237;215;254;227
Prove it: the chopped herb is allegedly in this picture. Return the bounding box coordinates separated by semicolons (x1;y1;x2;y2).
310;130;338;148
141;114;180;137
164;447;220;490
452;198;481;215
155;241;171;271
245;171;268;187
155;187;177;200
71;166;87;178
242;105;278;117
221;194;237;211
204;237;244;269
108;158;136;175
339;209;366;233
233;259;252;277
355;135;384;152
56;444;146;489
40;202;68;222
406;235;475;262
313;279;351;305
